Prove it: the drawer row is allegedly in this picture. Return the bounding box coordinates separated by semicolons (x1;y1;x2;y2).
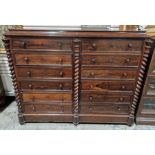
14;53;141;67
21;92;133;103
18;79;135;92
22;103;130;115
16;66;138;80
12;38;143;52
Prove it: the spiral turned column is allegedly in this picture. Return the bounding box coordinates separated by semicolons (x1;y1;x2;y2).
128;39;154;125
72;39;81;126
3;38;25;125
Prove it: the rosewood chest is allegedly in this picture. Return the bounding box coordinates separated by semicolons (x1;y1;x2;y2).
3;29;151;125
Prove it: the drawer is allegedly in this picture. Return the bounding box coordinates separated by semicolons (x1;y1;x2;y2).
14;53;72;66
81;80;135;91
22;92;72;103
19;80;72;90
22;104;72;114
82;39;143;52
12;38;72;50
81;53;141;67
81;92;132;103
16;66;72;79
80;104;130;115
81;68;137;79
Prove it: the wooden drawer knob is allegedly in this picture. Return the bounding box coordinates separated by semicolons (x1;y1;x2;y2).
125;58;130;63
27;71;31;77
24;57;29;63
128;43;132;48
59;58;63;64
89;96;93;101
28;84;32;89
59;83;63;89
59;71;64;77
122;72;128;77
117;106;121;111
21;42;27;48
91;58;96;63
92;43;97;49
90;72;95;77
121;85;126;89
58;42;63;48
119;97;124;102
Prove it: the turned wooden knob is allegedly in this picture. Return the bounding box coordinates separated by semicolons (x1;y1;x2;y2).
22;42;27;48
24;57;29;63
92;43;97;49
28;84;32;89
119;97;124;102
91;58;96;63
121;85;126;89
117;106;121;111
59;71;64;77
122;72;127;77
89;96;93;101
27;71;31;77
59;83;63;89
125;58;130;63
128;43;132;48
58;42;63;48
59;58;63;64
90;72;95;77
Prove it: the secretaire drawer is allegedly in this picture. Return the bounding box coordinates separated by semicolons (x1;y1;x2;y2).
16;66;72;79
12;38;72;50
81;68;137;79
22;92;72;103
19;80;72;90
22;104;72;114
81;80;135;91
14;53;72;66
80;104;130;115
81;53;141;67
81;92;132;103
82;39;143;52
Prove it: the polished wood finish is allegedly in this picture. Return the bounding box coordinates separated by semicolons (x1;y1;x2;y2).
3;29;151;125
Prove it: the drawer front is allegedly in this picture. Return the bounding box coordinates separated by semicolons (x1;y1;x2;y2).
22;92;72;103
81;93;132;103
80;104;130;114
82;54;140;67
12;38;72;50
82;39;143;52
16;67;72;78
81;80;135;91
81;68;137;79
22;104;72;114
19;80;72;90
15;53;72;65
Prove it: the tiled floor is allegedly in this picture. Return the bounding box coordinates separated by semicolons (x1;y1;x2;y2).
0;101;155;130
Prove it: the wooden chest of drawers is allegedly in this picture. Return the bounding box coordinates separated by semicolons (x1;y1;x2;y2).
3;29;151;125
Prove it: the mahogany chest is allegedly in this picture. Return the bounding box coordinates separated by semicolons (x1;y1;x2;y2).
3;29;151;125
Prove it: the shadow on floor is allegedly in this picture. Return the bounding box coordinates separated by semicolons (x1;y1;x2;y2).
0;96;15;112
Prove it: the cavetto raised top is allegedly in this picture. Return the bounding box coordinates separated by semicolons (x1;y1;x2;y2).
5;29;148;38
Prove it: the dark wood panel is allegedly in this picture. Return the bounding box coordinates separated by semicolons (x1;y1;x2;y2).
81;80;135;91
80;104;130;115
16;66;72;79
22;104;72;114
12;38;72;50
81;68;137;79
15;53;72;65
82;39;143;52
22;92;72;103
81;92;132;103
19;80;72;91
81;53;140;67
